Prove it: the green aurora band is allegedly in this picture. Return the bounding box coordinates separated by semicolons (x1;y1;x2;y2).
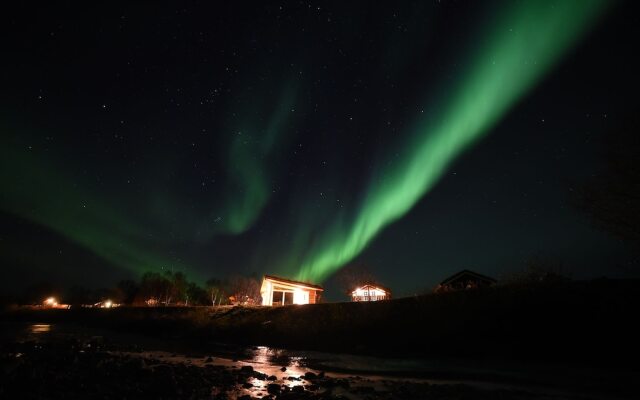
0;83;299;280
296;0;609;282
217;85;297;234
0;137;196;280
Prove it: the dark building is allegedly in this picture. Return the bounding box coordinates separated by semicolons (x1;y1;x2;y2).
434;270;497;293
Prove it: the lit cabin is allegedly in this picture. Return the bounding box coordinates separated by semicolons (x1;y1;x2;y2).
434;269;497;293
42;297;70;309
351;284;391;302
260;275;323;306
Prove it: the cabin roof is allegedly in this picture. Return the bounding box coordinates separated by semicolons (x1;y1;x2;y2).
351;283;392;294
263;275;324;291
439;269;497;286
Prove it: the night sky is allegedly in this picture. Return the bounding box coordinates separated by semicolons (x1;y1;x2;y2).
1;1;638;299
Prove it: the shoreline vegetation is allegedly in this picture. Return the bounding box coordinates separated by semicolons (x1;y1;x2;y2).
3;279;639;364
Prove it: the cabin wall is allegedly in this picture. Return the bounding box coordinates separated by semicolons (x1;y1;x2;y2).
261;278;323;306
351;286;389;301
261;282;273;306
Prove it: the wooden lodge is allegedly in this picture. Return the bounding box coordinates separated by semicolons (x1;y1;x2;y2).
260;275;323;306
434;269;497;293
351;283;391;302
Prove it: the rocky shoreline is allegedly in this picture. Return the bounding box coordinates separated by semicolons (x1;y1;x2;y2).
0;330;592;400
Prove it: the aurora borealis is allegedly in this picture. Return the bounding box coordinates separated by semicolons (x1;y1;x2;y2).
295;0;608;282
1;1;637;296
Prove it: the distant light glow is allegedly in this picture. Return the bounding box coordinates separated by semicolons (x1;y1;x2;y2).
145;298;159;306
30;324;51;334
44;297;57;306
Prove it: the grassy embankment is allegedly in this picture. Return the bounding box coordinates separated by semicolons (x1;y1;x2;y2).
4;279;639;366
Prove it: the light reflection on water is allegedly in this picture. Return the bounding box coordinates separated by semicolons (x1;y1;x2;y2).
245;346;310;389
130;347;318;398
250;346;305;367
30;324;51;334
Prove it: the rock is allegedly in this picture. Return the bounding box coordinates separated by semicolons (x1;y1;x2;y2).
267;383;281;394
240;365;253;373
267;375;277;381
123;357;146;371
152;364;173;375
91;336;104;345
205;357;214;363
291;385;305;393
280;366;287;372
242;382;253;389
304;371;317;380
319;377;342;388
353;386;376;394
336;378;350;388
252;371;267;380
277;392;314;400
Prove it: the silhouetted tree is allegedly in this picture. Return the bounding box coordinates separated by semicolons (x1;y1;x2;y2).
138;271;170;305
206;278;225;306
167;271;188;305
572;118;640;253
501;254;571;286
93;287;119;305
226;275;261;305
65;285;92;306
116;280;139;305
136;271;206;306
185;282;207;306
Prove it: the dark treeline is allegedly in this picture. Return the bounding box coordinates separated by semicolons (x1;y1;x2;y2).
12;271;262;307
6;258;575;308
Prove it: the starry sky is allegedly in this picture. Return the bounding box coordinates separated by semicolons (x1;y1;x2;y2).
1;1;638;299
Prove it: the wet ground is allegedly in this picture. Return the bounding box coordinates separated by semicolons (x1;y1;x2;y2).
0;323;629;399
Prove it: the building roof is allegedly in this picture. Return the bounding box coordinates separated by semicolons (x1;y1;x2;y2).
263;275;324;291
351;283;392;294
439;269;497;286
